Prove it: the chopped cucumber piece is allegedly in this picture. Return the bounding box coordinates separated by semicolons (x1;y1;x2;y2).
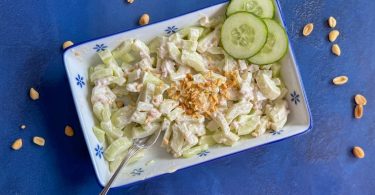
182;144;208;158
256;71;281;100
104;137;132;161
121;53;137;64
90;68;113;83
109;150;145;172
98;50;115;65
93;126;106;144
221;12;267;59
131;124;160;139
199;28;212;40
112;39;134;59
142;72;163;85
148;37;163;54
226;0;274;18
236;115;260;135
197;28;220;53
249;19;288;65
177;27;205;40
167;42;181;62
181;50;208;72
199;135;217;146
271;63;281;77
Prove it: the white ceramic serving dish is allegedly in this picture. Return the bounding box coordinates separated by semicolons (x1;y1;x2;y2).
63;0;312;187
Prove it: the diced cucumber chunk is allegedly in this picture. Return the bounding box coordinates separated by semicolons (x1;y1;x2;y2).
221;12;267;59
142;71;164;85
181;50;208;72
271;63;281;77
256;71;281;100
199;135;217;146
90;68;113;82
236;115;260;135
249;19;288;65
93;126;106;144
226;0;274;19
177;27;205;39
182;144;209;158
199;28;212;41
148;37;162;54
109;150;145;172
98;50;114;65
112;39;134;59
121;53;137;64
197;28;220;53
104;137;132;161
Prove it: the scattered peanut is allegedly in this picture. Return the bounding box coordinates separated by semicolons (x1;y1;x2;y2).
329;30;340;42
352;146;365;158
139;14;150;26
33;136;45;146
302;23;314;36
328;16;337;28
11;138;23;150
332;44;341;56
127;0;134;3
354;104;363;119
332;76;348;85
65;125;74;137
355;94;367;106
62;41;74;50
20;124;26;129
30;87;40;100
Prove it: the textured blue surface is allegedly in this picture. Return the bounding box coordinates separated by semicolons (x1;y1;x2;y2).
1;0;375;194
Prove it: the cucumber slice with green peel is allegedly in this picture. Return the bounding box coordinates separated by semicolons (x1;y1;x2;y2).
226;0;274;18
221;12;268;59
248;19;288;65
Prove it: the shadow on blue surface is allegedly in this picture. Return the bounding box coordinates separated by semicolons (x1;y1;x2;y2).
39;75;94;188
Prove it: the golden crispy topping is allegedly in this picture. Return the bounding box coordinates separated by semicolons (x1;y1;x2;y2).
167;71;239;117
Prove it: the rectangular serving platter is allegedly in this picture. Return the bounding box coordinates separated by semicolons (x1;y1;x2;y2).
63;0;312;187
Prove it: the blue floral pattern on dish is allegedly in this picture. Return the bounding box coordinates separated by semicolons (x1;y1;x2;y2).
75;74;85;88
93;44;108;52
290;91;300;105
270;130;284;135
130;168;144;176
165;26;178;35
197;150;209;157
95;144;104;159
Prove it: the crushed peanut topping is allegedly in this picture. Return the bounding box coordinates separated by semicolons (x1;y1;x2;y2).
167;71;239;117
224;71;240;89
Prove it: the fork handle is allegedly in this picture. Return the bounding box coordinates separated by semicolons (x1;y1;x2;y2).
99;146;140;195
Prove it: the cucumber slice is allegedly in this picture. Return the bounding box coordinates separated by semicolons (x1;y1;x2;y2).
249;19;288;65
221;12;267;59
226;0;274;18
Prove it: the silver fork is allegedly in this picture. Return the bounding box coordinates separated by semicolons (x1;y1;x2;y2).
99;127;162;195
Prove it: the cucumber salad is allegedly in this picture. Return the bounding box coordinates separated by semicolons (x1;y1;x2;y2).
89;0;289;171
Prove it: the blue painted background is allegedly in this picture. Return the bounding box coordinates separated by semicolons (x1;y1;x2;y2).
1;0;375;194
